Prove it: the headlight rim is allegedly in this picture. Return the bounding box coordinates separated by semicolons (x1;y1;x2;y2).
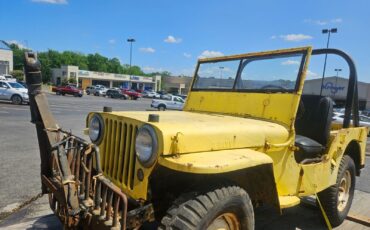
135;124;158;168
89;113;104;145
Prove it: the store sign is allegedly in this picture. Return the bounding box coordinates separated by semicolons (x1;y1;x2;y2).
130;76;140;81
321;82;345;94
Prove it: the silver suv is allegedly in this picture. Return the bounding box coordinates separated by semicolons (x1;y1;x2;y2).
86;85;107;96
0;80;29;105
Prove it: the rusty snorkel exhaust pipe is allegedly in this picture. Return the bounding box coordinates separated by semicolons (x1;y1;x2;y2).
24;52;128;229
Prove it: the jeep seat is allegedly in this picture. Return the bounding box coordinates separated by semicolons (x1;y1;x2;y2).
294;95;334;163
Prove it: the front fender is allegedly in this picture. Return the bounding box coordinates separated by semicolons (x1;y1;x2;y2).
158;148;273;174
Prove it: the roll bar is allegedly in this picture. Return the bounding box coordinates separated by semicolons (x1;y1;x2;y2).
311;48;359;128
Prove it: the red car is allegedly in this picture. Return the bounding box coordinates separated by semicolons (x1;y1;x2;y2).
122;89;142;100
54;85;83;97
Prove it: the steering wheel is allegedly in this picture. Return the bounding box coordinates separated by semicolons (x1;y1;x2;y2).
260;85;287;90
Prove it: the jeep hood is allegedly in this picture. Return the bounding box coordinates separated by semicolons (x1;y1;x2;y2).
109;111;289;155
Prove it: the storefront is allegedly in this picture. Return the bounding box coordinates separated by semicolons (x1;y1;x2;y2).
52;65;161;91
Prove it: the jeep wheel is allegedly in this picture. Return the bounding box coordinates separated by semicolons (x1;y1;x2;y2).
317;155;355;227
86;91;90;95
160;186;254;230
11;95;22;105
158;105;166;111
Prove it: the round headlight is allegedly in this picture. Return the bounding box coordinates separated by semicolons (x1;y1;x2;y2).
89;114;104;144
135;125;158;167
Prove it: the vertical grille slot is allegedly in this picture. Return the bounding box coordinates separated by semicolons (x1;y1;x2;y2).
123;125;133;186
112;122;122;179
129;126;138;189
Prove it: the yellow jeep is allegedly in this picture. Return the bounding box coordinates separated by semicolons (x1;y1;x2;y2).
24;47;368;229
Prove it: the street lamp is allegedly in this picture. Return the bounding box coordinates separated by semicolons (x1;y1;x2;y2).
127;38;136;76
335;68;342;77
320;28;338;95
334;68;342;96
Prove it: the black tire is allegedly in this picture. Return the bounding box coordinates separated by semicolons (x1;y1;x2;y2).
158;105;166;111
79;94;83;97
61;92;65;96
160;186;254;230
86;91;90;95
11;95;22;105
317;155;356;227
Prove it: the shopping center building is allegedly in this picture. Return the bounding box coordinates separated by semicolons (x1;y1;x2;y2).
0;41;13;75
51;65;162;91
304;76;370;110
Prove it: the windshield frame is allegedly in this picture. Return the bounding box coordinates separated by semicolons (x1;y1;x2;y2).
191;48;309;93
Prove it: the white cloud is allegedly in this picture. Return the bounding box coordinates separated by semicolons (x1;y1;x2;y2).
282;60;300;65
31;0;68;4
139;47;155;53
108;39;116;44
198;50;224;59
6;40;29;49
306;70;320;78
183;52;191;58
164;35;182;43
270;35;277;39
279;34;313;42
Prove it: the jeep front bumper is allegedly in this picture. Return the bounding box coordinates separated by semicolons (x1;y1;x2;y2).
42;130;153;229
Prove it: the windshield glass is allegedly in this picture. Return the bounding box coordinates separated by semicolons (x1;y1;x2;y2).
9;82;25;89
192;52;305;92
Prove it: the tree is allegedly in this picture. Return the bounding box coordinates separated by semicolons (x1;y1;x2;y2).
107;58;123;74
8;43;169;84
10;70;24;81
87;53;109;72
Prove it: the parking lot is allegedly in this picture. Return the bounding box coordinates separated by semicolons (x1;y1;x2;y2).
0;92;369;229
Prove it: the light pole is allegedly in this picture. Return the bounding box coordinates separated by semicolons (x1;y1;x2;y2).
127;38;135;76
219;66;224;79
335;68;342;78
320;28;337;95
334;68;342;96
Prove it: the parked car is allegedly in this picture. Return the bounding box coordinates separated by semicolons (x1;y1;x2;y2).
172;93;188;100
0;75;17;82
142;90;160;98
85;86;94;95
55;85;83;97
160;93;173;100
151;95;185;110
17;81;27;88
333;113;370;132
122;89;142;100
106;89;129;99
0;80;29;105
86;85;108;96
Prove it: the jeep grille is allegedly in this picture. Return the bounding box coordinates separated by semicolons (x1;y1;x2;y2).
101;118;138;191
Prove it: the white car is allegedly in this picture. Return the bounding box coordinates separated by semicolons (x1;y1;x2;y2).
0;80;29;105
151;95;185;111
143;91;160;98
333;112;370;133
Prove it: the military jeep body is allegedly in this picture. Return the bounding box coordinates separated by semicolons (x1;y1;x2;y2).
25;47;367;229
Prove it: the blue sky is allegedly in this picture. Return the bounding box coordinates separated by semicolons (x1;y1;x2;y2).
1;0;369;82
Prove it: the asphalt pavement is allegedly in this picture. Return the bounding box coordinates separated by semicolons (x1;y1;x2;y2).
0;94;151;216
0;92;369;229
